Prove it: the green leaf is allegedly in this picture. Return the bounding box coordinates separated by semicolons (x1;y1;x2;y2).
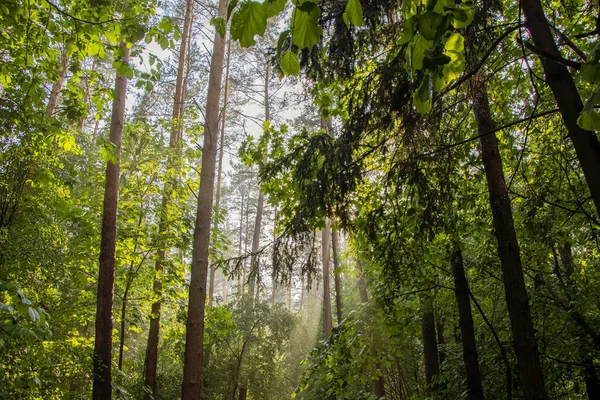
231;1;268;47
28;307;40;323
277;29;291;56
398;16;416;45
227;0;239;20
211;17;227;38
343;0;363;27
441;32;465;83
433;0;454;14
158;18;173;34
405;34;433;71
449;3;475;29
413;73;432;114
417;11;443;41
577;109;600;130
581;62;600;84
281;51;300;75
265;0;286;18
291;3;322;49
100;141;119;165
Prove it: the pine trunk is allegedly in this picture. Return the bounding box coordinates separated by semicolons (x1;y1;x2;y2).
143;0;194;395
322;219;333;338
471;73;548;400
209;37;232;306
181;0;227;395
47;53;69;116
421;293;439;393
332;229;343;323
92;43;130;400
248;63;271;300
355;259;369;303
521;0;600;215
451;250;484;400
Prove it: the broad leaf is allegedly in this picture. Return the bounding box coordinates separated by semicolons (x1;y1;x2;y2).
231;1;268;47
343;0;363;27
211;17;226;38
441;32;465;84
413;73;432;114
291;2;322;49
417;11;444;41
405;34;433;71
265;0;286;18
281;51;300;75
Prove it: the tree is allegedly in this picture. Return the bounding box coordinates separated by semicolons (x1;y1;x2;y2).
181;0;228;395
450;250;484;400
143;0;194;395
93;42;131;400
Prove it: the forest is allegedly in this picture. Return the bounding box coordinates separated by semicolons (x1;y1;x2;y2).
1;0;600;398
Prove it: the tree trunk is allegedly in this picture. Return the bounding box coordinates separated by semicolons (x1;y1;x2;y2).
437;317;446;367
451;250;484;400
118;276;131;371
559;242;575;279
47;53;69;116
92;43;130;400
248;192;264;298
584;362;600;400
248;63;270;300
238;386;247;400
355;259;369;303
143;0;194;395
354;258;384;395
421;293;439;394
471;73;548;400
181;0;227;395
322;219;333;338
332;229;343;323
209;36;232;306
521;0;600;215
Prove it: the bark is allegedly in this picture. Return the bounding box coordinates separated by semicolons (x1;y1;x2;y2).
92;43;130;400
421;293;439;393
332;229;343;323
559;242;575;279
238;386;247;400
209;37;232;306
322;219;333;338
118;273;132;371
354;259;384;396
248;63;270;300
181;0;227;395
47;53;69;116
144;0;194;395
584;362;600;400
471;73;548;400
521;0;600;215
355;259;369;303
248;191;264;298
451;250;484;400
237;189;245;296
437;318;446;366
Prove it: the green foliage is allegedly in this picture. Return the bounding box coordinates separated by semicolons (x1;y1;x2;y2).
281;51;301;76
231;1;269;47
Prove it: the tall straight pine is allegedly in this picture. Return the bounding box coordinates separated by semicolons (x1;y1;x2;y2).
181;0;227;396
93;43;130;400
